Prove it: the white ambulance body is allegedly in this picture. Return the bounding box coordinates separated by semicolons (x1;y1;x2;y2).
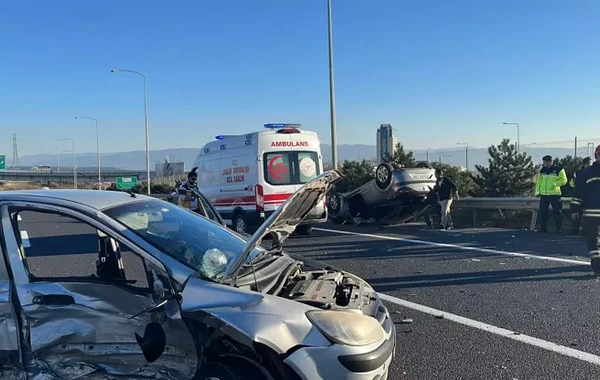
193;124;327;235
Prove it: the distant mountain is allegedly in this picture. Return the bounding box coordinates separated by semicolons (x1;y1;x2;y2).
17;145;581;172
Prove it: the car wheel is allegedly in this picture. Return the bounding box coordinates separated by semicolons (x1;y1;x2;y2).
233;213;248;234
375;163;394;190
328;193;342;215
296;225;313;235
194;362;251;380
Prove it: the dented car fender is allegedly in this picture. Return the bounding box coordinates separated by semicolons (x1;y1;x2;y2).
180;277;331;354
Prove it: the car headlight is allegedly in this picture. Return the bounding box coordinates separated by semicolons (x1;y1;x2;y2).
306;310;385;347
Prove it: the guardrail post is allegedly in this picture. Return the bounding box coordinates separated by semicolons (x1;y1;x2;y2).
530;210;538;231
472;209;478;228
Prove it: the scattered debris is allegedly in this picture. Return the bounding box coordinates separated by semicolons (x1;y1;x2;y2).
400;318;413;324
471;258;481;262
435;314;445;319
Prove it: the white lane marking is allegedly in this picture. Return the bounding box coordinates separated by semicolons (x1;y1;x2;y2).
315;227;588;265
17;214;22;221
379;292;600;366
20;231;30;248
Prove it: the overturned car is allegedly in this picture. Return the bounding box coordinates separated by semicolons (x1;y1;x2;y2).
0;170;394;380
328;162;437;225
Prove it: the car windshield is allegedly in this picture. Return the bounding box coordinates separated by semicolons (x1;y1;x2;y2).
103;199;262;282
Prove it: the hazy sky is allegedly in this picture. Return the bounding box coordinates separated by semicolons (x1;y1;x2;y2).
1;0;600;159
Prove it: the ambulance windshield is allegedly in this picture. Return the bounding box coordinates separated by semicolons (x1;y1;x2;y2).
263;151;321;186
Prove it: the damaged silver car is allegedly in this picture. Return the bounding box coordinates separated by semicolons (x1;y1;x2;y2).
0;170;395;380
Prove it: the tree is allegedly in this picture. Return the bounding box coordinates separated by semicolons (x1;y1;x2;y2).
333;159;375;193
471;139;538;197
390;142;416;168
431;162;477;196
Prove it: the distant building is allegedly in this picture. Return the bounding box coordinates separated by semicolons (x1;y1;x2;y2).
376;124;398;164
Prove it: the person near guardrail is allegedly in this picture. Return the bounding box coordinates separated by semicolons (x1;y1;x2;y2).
433;169;459;230
569;157;591;235
422;187;441;228
535;155;568;233
571;145;600;275
177;167;200;213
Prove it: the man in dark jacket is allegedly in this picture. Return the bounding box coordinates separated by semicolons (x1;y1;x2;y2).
569;157;591;235
571;145;600;275
422;187;441;228
433;169;459;230
177;167;200;213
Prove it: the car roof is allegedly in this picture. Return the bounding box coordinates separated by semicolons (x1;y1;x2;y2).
0;189;155;211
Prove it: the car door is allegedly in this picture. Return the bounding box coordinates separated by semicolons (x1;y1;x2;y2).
0;202;198;379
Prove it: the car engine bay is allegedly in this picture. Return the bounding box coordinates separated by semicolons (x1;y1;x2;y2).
278;268;380;315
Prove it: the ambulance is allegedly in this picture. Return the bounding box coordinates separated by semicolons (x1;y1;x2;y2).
193;123;328;235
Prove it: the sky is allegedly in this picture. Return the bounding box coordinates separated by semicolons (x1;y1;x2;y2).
1;0;600;159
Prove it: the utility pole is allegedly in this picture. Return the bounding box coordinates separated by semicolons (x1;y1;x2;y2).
574;136;578;157
327;0;338;169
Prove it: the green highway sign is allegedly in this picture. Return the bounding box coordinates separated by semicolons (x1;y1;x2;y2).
116;176;138;190
0;155;5;170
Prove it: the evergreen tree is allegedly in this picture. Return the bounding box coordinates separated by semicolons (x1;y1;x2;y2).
554;155;586;197
390;142;416;168
471;139;538;197
333;159;375;193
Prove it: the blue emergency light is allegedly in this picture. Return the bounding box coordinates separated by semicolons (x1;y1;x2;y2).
264;123;302;129
215;135;225;140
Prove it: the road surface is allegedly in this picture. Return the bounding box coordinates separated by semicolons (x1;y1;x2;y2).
15;212;600;379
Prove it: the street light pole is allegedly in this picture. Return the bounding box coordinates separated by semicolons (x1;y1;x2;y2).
75;116;101;189
457;143;469;171
58;138;76;189
503;122;520;153
327;0;338;169
111;68;151;194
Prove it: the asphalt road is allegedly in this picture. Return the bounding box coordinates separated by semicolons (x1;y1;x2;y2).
14;211;600;379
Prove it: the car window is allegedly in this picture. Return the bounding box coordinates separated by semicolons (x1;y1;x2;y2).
11;209;150;289
263;151;320;186
103;199;262;281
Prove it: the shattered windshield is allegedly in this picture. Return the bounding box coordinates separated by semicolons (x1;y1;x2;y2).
103;199;262;281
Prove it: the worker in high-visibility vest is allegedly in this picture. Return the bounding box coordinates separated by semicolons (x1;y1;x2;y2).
571;145;600;275
535;155;568;233
569;157;591;235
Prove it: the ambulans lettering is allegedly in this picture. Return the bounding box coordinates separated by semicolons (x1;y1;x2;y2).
270;141;309;148
222;165;250;183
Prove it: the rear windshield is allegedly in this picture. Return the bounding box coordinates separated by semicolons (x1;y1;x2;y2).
263;151;320;186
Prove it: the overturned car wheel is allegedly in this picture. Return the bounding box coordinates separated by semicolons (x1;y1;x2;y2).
375;163;394;190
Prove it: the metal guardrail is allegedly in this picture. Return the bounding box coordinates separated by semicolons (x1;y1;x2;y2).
454;197;572;230
150;193;570;231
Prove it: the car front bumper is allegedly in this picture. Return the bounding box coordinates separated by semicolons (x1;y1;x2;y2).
283;323;396;380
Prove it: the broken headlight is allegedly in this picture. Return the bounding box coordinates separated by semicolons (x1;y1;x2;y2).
306;310;384;347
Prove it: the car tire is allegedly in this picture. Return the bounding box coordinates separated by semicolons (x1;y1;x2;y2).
194;361;251;380
232;213;248;234
328;193;342;215
296;225;313;235
375;163;394;190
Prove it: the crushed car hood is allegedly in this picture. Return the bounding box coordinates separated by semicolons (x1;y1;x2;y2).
224;169;343;281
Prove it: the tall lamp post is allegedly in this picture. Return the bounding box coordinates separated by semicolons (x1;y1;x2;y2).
111;68;151;194
75;116;101;189
503;122;520;153
327;0;338;169
457;142;469;171
58;138;77;189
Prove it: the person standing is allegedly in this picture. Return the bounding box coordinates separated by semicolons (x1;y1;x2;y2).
535;155;568;233
570;146;600;275
433;169;459;230
177;167;200;213
569;157;591;235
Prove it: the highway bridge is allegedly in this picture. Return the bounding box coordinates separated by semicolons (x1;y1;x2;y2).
0;169;151;183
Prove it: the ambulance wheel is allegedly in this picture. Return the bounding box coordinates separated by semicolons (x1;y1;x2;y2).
233;213;248;234
375;163;394;190
296;225;313;235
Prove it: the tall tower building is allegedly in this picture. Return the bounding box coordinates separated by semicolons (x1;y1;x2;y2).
376;124;397;164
